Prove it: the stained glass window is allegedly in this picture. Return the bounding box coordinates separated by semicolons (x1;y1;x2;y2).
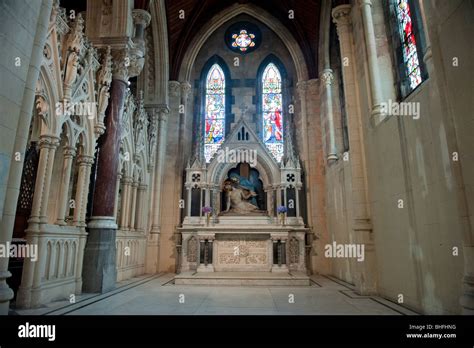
204;64;226;163
232;30;256;52
262;63;284;162
394;0;422;90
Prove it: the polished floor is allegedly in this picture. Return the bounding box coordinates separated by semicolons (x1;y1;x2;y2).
13;274;417;315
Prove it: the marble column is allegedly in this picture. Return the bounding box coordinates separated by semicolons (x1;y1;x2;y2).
83;49;129;293
73;155;94;227
55;146;76;225
358;0;386;121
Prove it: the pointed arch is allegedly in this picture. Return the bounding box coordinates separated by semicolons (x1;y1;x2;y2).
200;56;231;163
257;55;287;163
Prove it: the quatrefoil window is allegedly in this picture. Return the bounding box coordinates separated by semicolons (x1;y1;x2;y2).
286;173;295;182
191;173;201;182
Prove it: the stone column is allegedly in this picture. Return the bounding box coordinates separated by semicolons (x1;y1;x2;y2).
135;184;146;231
320;69;338;161
16;136;58;308
296;82;313;228
186;185;192;217
146;106;169;274
113;173;122;220
295;184;300;217
333;4;376;295
55;146;76;225
38;137;59;225
73;155;94;227
83;49;129;293
119;176;131;230
129;180;138;231
150;106;169;233
28;136;58;227
358;0;386;121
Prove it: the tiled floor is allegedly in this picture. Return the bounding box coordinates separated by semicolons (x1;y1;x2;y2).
12;274;417;315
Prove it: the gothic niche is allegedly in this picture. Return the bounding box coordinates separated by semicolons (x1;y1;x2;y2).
221;163;266;215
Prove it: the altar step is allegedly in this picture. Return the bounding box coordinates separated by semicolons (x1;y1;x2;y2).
174;271;311;286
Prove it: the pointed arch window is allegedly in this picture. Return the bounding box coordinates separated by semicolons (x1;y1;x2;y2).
204;64;226;163
261;63;284;162
395;0;421;89
388;0;428;97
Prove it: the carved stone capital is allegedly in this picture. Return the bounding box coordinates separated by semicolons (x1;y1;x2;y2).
156;105;170;122
180;81;192;101
358;0;372;8
332;5;352;28
132;9;151;28
128;47;145;78
77;155;95;166
168;81;181;97
63;146;77;158
111;48;130;82
39;135;59;149
320;69;334;86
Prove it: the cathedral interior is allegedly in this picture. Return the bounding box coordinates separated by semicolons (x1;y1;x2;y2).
0;0;473;317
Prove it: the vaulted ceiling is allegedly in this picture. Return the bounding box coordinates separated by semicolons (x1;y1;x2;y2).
165;0;322;80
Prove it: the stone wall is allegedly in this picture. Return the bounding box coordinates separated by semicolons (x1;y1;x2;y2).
323;0;473;314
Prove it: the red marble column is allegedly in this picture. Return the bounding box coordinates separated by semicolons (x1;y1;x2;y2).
92;79;126;217
83;77;126;293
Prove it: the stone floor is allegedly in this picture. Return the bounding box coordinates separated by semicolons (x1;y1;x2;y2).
12;273;418;315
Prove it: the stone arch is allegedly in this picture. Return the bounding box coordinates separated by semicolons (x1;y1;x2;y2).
178;3;309;83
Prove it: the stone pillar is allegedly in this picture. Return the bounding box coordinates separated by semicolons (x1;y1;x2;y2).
113;173;122;220
295;185;300;217
16;136;58;308
55;146;76;225
150;106;169;232
135;184;146;231
358;0;386;121
333;4;376;295
296;82;313;228
129;180;138;231
147;106;169;273
29;136;58;227
197;235;215;272
39;137;59;225
73;155;94;227
320;69;338;161
83;49;129;293
186;186;192;217
122;177;132;230
119;178;128;229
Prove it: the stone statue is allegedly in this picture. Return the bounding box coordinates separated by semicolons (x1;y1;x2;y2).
223;178;258;214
